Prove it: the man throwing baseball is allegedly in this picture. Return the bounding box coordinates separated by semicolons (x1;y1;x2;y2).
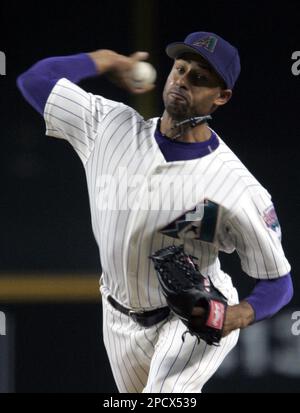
17;31;293;393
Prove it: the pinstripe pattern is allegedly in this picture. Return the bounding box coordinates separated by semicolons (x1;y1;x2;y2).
44;78;290;392
182;328;238;392
45;78;291;306
103;299;239;393
224;188;291;279
102;285;239;393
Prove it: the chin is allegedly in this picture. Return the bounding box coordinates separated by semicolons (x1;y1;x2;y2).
165;103;189;122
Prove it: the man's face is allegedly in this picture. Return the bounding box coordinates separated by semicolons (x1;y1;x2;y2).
163;53;227;121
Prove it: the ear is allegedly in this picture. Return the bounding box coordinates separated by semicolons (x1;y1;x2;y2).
214;89;232;107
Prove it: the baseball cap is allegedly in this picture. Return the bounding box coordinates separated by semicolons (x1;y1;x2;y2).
166;31;241;89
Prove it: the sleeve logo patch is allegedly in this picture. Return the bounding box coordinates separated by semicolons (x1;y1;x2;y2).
263;205;281;237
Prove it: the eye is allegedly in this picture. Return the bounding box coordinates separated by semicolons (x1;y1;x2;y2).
195;73;207;81
175;65;185;74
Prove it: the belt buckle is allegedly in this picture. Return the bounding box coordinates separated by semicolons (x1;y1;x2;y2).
129;309;145;322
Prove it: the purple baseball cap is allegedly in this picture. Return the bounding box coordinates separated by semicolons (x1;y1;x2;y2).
166;31;241;89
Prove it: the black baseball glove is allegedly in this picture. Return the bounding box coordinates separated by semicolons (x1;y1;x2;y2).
149;244;228;346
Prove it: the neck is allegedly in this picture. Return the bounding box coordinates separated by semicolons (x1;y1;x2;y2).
160;110;212;143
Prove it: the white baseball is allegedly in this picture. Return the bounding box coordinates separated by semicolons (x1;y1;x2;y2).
129;61;157;88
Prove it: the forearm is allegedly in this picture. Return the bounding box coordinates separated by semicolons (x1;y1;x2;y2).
17;49;154;115
245;274;293;322
223;274;293;337
87;49;126;73
222;300;255;337
16;53;98;115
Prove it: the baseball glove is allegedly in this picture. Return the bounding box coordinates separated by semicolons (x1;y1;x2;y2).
149;244;228;346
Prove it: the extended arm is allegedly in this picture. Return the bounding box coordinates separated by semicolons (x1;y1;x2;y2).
17;53;98;115
17;50;154;115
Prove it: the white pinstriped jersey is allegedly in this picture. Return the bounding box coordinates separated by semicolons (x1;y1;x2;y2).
44;78;291;309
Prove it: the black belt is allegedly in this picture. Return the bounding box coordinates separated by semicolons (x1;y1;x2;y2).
107;295;170;328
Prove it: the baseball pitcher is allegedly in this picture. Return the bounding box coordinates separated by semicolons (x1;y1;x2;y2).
17;31;293;393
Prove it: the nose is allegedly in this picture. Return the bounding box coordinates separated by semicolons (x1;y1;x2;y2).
174;70;189;89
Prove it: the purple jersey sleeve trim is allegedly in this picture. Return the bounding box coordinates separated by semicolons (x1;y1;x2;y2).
245;274;293;322
16;53;98;115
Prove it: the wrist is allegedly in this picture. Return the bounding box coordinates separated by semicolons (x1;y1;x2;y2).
87;49;121;74
235;301;255;329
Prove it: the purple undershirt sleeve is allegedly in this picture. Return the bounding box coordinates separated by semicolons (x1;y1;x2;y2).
16;53;98;115
245;273;293;322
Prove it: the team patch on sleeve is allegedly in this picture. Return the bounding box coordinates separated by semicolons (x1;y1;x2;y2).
262;205;281;239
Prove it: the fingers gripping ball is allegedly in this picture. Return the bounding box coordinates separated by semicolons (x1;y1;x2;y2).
129;61;157;88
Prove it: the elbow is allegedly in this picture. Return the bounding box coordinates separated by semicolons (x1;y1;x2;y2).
285;275;294;305
16;70;33;96
16;72;25;93
16;70;45;115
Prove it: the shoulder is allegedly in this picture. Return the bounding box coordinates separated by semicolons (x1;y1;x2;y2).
216;133;268;191
46;77;142;118
209;131;273;213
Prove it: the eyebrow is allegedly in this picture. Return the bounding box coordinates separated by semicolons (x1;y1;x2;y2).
195;62;212;72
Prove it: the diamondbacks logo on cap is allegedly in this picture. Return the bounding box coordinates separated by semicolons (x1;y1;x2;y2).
193;36;218;53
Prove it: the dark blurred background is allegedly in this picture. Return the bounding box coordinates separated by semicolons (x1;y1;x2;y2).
0;0;299;393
